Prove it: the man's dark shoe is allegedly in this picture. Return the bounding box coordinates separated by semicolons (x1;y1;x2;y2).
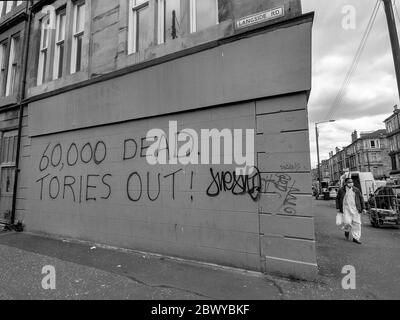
345;231;349;240
353;239;362;244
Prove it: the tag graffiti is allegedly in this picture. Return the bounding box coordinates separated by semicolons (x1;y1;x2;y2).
263;173;299;214
206;167;262;201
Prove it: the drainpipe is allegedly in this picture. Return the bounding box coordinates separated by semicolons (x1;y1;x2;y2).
10;0;33;227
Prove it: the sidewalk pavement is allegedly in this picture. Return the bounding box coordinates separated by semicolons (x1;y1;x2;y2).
0;230;364;300
0;231;286;300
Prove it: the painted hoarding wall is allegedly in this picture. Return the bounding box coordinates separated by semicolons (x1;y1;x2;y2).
19;17;316;278
28;102;261;270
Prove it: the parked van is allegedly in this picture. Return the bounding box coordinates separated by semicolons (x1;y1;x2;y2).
339;171;386;203
314;179;331;200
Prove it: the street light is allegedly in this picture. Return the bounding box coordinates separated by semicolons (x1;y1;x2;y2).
315;120;336;199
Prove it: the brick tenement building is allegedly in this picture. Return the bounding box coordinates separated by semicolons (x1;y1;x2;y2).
1;0;316;279
0;1;29;223
384;106;400;181
326;129;391;184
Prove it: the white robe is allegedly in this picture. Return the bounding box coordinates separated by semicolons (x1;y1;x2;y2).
342;187;362;240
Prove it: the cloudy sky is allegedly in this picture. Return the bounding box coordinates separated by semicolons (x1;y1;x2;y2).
301;0;400;167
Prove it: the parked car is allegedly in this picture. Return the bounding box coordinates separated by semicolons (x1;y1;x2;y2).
367;185;400;228
328;186;339;199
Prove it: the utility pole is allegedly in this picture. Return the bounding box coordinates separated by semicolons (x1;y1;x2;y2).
315;124;321;196
315;120;336;198
383;0;400;100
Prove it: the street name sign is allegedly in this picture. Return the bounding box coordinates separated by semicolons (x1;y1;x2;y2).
235;7;285;29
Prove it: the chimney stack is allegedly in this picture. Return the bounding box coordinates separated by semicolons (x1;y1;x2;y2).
351;130;358;142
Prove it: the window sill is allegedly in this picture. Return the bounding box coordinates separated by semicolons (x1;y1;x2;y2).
0;4;27;28
27;70;89;99
0;94;18;108
114;20;233;75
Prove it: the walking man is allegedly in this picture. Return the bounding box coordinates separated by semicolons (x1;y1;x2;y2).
336;178;365;244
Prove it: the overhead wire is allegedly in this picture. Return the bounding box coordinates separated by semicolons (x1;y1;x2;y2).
324;0;381;121
325;0;380;120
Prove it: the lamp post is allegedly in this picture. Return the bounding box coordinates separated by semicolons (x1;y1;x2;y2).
315;120;336;199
